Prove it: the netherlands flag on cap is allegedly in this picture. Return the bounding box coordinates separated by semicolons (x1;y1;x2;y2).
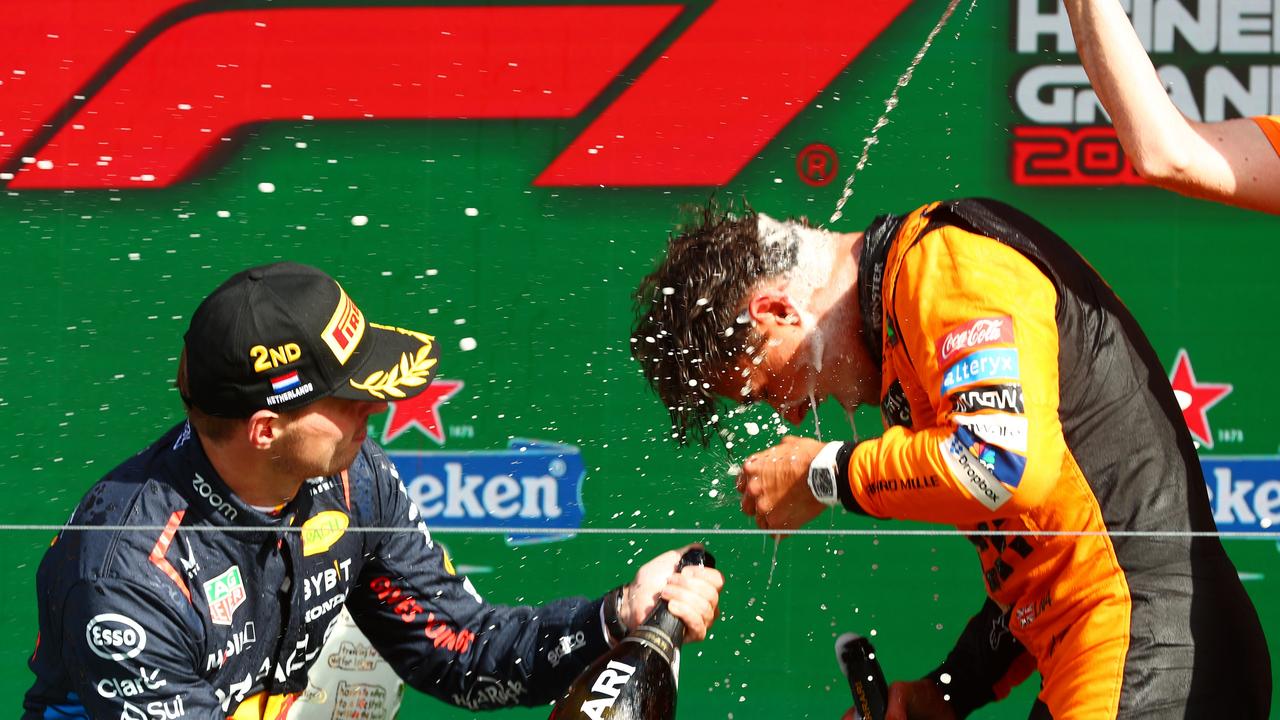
271;371;301;393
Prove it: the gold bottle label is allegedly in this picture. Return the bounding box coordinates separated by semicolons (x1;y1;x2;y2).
623;626;675;664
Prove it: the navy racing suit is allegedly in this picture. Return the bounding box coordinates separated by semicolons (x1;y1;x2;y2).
25;422;612;718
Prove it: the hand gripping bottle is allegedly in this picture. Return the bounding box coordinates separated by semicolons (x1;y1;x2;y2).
836;632;888;720
548;548;715;720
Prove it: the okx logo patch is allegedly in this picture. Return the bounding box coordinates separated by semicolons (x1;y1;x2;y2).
203;566;247;626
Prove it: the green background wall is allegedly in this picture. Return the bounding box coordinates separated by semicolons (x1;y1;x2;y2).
2;0;1277;717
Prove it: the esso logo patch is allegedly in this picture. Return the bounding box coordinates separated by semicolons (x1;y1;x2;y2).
86;613;147;661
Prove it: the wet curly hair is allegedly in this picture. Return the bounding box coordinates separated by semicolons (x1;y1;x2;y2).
631;199;802;445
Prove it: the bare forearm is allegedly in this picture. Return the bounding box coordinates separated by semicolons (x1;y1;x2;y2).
1061;0;1195;177
1061;0;1280;212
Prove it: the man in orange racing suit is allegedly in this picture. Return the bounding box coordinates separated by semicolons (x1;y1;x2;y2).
630;198;1270;718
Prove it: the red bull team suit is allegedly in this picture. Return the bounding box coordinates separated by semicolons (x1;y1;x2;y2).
825;198;1270;718
25;422;614;718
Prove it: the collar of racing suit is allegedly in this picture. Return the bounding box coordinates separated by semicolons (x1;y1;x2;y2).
857;212;905;367
170;421;294;541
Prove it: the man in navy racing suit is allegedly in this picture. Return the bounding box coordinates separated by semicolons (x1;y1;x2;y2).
25;262;724;719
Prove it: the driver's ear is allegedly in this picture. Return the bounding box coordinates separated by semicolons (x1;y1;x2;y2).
246;409;283;450
746;288;801;327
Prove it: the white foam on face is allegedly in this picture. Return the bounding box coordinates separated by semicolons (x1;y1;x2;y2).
755;214;833;306
757;214;833;396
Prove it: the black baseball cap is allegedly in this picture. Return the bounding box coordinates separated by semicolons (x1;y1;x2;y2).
182;262;440;417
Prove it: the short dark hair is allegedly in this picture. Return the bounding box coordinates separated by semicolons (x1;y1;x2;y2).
630;199;801;445
176;349;243;443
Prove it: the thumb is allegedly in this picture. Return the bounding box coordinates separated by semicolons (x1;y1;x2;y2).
884;683;909;720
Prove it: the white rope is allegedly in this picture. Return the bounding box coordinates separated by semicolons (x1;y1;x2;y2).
8;524;1277;539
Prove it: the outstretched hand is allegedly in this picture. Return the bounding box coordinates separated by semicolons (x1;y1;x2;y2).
736;435;828;531
621;544;724;643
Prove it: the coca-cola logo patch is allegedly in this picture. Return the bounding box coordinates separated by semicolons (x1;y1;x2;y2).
937;316;1014;364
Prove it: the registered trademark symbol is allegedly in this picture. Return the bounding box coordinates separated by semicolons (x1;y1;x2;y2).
796;143;839;186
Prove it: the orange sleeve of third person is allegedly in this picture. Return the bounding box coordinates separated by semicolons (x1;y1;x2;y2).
844;223;1068;525
1253;116;1280;158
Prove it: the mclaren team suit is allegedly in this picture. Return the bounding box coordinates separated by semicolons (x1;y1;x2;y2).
1254;115;1280;157
25;422;612;718
832;199;1270;718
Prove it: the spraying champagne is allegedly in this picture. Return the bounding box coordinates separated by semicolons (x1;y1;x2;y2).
548;548;716;720
836;632;888;720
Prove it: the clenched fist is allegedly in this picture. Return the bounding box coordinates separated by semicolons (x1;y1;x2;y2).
736;435;829;531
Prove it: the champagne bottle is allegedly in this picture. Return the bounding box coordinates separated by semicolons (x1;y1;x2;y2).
836;632;888;720
548;548;715;720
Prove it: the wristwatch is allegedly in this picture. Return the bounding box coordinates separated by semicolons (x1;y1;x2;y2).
807;441;847;506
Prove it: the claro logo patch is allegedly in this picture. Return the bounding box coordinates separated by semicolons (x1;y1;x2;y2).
86;613;147;661
302;511;350;557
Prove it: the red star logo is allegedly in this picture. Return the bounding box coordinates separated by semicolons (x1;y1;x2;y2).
1168;349;1231;449
380;379;464;445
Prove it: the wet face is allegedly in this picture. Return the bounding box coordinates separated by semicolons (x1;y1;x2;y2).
270;396;388;478
712;325;821;426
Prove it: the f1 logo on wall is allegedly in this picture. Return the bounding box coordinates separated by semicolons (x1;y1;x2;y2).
0;0;911;189
381;381;586;545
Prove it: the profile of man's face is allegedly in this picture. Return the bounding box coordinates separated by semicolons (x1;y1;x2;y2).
269;398;382;478
711;336;819;427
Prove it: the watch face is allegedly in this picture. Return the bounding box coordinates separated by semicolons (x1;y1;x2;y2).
811;467;836;501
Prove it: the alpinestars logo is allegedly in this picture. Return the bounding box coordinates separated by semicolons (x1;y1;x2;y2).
0;1;911;189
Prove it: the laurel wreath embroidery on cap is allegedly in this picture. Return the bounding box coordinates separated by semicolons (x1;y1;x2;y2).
348;324;436;399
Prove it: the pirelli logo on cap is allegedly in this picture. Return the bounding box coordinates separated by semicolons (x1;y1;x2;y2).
322;285;366;365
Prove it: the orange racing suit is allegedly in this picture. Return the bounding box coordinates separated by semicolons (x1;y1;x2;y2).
1253;115;1280;157
828;199;1270;718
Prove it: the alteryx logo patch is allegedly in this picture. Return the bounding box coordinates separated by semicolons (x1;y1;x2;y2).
389;439;585;545
1201;457;1280;533
941;349;1020;395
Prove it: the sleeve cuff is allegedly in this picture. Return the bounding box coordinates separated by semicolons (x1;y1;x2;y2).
598;585;627;646
833;441;868;515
